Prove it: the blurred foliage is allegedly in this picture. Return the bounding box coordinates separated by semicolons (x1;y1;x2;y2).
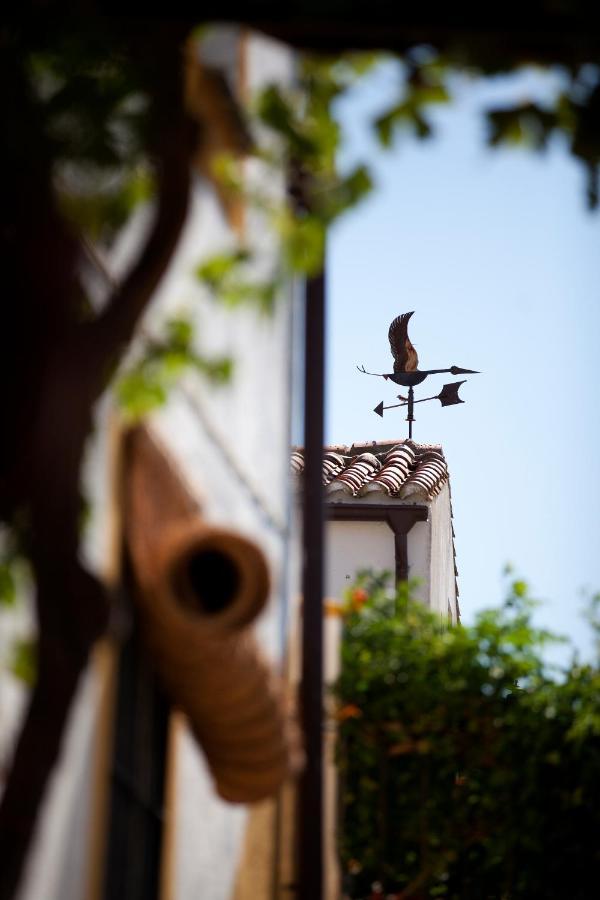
116;317;233;419
195;248;280;312
197;44;600;324
0;555;18;609
14;22;154;242
26;37;148;169
374;55;451;145
195;52;379;302
0;529;29;611
335;573;600;899
9;640;37;688
10;21;600;413
0;530;36;687
57;166;155;242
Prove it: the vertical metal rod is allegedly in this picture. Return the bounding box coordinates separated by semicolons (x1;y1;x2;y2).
407;386;415;439
298;268;325;900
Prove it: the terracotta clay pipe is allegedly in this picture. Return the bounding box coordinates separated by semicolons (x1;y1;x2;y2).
120;425;302;803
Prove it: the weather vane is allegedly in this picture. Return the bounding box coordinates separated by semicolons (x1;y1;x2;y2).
357;311;479;439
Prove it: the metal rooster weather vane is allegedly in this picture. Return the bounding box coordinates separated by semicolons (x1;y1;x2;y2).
357;311;479;439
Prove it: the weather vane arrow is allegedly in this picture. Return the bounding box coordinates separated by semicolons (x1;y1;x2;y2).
374;380;467;417
359;312;479;438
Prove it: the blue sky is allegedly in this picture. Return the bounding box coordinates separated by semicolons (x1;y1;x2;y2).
327;63;600;659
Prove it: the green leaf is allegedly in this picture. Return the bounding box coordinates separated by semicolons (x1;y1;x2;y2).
115;315;234;417
58;166;155;240
195;249;250;289
278;212;325;276
209;152;245;194
374;101;433;146
256;85;318;160
0;563;16;607
221;280;279;313
10;638;37;686
191;355;233;383
374;104;408;147
165;317;193;350
116;370;167;418
316;165;373;223
486;103;562;151
512;579;528;598
415;83;450;105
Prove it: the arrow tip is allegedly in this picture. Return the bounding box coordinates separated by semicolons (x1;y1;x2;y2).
374;401;384;418
450;366;479;375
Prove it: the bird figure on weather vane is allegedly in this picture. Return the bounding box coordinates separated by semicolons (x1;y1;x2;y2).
357;311;479;439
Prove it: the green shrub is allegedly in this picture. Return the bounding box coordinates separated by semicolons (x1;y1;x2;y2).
334;574;600;899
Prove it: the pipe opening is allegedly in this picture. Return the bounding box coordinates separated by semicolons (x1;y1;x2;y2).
179;548;241;614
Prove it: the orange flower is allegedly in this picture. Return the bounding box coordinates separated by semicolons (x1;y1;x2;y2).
336;703;362;722
349;587;369;611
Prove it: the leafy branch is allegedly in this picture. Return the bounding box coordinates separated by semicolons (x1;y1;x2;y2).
335;572;600;899
117;46;600;418
116;317;233;418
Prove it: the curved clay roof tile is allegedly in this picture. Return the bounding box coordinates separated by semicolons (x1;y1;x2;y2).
400;453;448;499
327;452;381;496
360;444;416;496
322;452;347;484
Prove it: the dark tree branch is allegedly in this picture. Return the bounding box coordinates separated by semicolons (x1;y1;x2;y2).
0;24;195;899
90;27;197;389
0;337;109;899
91;117;195;381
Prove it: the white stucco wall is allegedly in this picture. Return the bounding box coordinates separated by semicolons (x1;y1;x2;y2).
407;517;430;605
324;493;459;683
326;520;395;597
428;483;458;621
15;663;106;900
325;519;394;684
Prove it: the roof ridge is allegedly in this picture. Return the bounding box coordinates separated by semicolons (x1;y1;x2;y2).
293;439;445;457
291;441;449;501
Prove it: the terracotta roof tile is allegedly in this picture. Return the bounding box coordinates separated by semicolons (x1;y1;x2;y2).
328;452;381;496
323;451;347;484
361;443;416;496
400;449;448;499
291;440;448;501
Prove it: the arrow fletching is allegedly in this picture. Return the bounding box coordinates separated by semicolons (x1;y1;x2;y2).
438;381;466;407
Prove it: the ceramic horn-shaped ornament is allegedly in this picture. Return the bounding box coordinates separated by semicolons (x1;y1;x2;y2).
121;425;302;803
